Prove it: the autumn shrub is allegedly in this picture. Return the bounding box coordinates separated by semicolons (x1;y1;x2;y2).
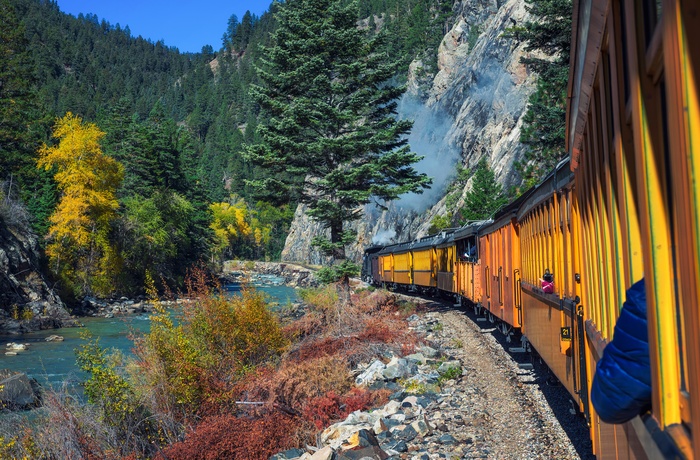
341;387;392;415
159;412;305;460
132;270;289;424
25;389;137;460
303;391;342;429
74;332;165;457
269;355;352;410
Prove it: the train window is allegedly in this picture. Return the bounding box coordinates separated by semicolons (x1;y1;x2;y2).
618;0;631;105
660;78;689;398
642;0;662;47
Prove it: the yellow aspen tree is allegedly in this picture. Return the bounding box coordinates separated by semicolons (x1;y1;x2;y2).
37;112;124;297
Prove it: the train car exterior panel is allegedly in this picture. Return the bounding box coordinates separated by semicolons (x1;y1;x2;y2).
567;0;700;457
479;214;522;327
436;245;455;293
411;247;434;288
393;251;412;286
521;287;578;399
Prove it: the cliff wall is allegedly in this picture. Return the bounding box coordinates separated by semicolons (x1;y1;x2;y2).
0;216;74;334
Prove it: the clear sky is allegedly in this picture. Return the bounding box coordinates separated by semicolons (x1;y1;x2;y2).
55;1;273;53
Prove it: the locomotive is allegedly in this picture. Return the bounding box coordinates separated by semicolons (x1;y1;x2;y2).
363;0;700;457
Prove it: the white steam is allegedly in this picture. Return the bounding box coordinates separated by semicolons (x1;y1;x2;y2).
394;95;461;212
371;228;396;245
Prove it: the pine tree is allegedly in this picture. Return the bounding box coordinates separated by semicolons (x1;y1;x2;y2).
246;0;431;297
460;158;508;222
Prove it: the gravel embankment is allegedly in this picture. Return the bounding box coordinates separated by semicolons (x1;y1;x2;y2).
410;300;595;459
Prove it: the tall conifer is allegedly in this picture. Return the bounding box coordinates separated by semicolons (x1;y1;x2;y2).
246;0;431;295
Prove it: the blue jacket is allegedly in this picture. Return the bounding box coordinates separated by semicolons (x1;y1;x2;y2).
591;279;651;424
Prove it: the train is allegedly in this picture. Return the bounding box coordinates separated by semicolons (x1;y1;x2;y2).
363;0;700;458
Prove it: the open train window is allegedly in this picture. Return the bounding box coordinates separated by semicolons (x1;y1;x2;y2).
458;236;478;262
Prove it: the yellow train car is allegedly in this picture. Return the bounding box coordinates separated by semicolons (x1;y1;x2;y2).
453;224;483;306
410;235;440;290
517;161;586;409
568;0;700;457
478;199;527;329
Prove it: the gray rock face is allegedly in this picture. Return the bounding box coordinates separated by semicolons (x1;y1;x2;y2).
0;370;41;410
282;0;540;264
0;218;73;334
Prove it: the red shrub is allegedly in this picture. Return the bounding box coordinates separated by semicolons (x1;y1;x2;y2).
302;391;342;429
340;387;392;417
160;412;299;460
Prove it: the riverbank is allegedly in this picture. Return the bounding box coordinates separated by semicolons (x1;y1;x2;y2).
221;260;319;288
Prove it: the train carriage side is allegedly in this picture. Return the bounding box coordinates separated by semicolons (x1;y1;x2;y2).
410;235;439;291
453;224;484;306
517;160;583;408
567;0;700;457
377;243;401;286
477;193;533;328
435;232;457;294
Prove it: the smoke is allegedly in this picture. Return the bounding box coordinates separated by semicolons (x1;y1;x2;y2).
394;95;462;212
371;228;396;245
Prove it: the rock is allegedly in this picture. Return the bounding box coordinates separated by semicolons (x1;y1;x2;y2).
322;424;372;450
419;346;438;358
410;417;432;437
342;429;380;450
310;446;335;460
270;447;306;460
0;370;40;409
382;439;408;454
403;353;427;364
382;357;413;381
336;446;388;460
45;335;64;342
436;361;461;375
438;434;457;445
355;359;386;386
6;342;27;351
393;424;417;442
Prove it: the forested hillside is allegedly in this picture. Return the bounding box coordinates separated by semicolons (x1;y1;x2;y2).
1;0;458;300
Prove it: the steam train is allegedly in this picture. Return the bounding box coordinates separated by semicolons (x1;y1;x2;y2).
363;0;700;458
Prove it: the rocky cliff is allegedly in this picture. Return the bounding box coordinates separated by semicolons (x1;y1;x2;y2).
0;216;74;334
282;0;539;264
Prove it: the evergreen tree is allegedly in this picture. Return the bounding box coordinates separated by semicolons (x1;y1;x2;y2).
246;0;431;296
460;158;508;222
0;0;56;235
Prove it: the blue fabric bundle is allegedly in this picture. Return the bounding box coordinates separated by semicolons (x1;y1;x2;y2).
591;279;652;424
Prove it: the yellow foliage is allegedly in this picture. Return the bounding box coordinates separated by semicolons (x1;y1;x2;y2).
37;112;124;296
209;195;273;260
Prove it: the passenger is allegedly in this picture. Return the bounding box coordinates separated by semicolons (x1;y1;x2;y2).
591;278;651;424
540;268;554;294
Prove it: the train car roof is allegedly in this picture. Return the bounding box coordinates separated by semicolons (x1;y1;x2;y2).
413;230;456;250
451;221;491;240
516;157;574;220
363;245;385;255
480;187;536;235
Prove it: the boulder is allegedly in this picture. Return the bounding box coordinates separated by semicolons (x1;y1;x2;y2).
381;357;414;381
355;359;386;386
0;370;40;409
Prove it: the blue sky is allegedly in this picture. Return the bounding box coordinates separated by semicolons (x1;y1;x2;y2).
55;1;273;53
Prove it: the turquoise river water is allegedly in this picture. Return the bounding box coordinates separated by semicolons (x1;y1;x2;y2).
0;280;298;390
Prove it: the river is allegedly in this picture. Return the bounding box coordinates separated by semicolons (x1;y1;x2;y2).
0;278;299;390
